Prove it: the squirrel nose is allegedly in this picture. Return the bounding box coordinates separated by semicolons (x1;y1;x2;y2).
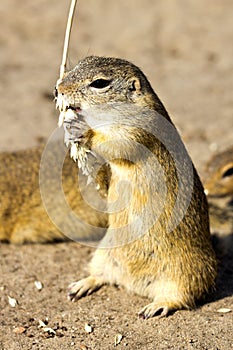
53;87;58;98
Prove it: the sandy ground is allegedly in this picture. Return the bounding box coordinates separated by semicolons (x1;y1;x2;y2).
0;0;233;349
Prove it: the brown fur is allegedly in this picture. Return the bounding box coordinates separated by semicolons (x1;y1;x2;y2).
204;145;233;197
56;56;217;318
0;142;108;244
203;147;233;243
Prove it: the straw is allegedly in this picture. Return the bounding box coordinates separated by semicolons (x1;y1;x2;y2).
59;0;77;80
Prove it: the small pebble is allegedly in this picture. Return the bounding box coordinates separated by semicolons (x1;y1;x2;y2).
84;323;93;333
43;327;56;335
13;326;26;334
8;296;17;307
38;320;47;328
34;281;43;291
114;334;123;346
217;308;231;313
79;345;88;350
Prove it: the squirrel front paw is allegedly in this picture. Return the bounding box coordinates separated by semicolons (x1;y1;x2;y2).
67;276;103;302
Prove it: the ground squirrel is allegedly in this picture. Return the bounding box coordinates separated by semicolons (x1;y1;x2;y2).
55;56;217;318
203;146;233;253
204;145;233;199
0;143;108;244
2;56;230;318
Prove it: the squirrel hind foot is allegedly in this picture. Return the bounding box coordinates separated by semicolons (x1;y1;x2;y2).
138;296;192;319
138;303;170;319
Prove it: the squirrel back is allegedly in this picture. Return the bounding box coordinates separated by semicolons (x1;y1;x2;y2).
0;141;108;244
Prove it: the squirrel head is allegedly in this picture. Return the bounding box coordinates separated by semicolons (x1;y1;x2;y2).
204;146;233;198
55;56;173;162
55;56;160;111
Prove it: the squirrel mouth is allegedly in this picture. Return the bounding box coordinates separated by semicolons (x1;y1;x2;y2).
69;105;82;113
56;95;82;127
55;91;82;126
58;107;82;127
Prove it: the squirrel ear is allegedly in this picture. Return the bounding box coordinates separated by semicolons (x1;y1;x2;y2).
128;77;141;94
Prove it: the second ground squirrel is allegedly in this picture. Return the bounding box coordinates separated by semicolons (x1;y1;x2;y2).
0;144;108;244
204;146;233;249
55;56;217;318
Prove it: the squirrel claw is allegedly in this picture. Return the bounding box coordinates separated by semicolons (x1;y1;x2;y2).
67;276;102;302
138;303;170;319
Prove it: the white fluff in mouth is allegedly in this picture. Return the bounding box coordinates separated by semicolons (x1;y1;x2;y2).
56;92;70;126
56;95;95;183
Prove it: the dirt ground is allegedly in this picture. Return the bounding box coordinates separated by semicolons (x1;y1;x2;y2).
0;0;233;349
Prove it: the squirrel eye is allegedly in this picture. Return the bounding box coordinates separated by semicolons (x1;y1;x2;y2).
222;166;233;178
89;79;112;89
